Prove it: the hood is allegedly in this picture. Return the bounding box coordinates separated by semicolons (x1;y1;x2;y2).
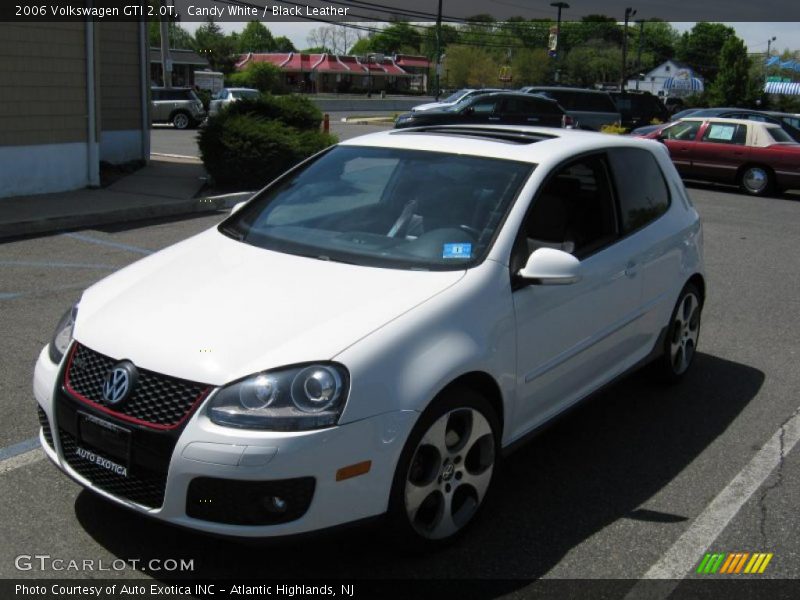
412;102;449;112
74;229;465;386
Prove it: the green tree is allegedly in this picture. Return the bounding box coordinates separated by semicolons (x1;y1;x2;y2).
512;48;553;86
563;40;621;87
706;36;759;107
444;45;499;88
676;22;736;82
349;37;374;56
370;22;422;55
629;20;679;70
194;17;237;73
227;63;285;93
237;20;275;53
148;21;195;49
273;36;297;52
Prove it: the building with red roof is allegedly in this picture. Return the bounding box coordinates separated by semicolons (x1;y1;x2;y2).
235;52;430;93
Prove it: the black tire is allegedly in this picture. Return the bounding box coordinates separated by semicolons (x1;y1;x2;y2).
387;386;500;552
738;165;774;197
653;282;702;383
171;111;192;130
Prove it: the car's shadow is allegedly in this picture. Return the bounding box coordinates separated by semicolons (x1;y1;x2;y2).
74;352;763;586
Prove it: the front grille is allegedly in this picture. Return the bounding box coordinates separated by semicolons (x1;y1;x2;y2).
58;428;167;509
65;343;209;428
37;405;54;449
187;476;315;525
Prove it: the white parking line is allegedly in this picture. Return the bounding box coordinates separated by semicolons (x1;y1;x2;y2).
0;448;44;475
625;407;800;597
62;232;153;255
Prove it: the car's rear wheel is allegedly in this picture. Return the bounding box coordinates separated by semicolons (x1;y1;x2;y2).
172;111;191;130
739;165;773;197
388;387;499;550
655;282;702;382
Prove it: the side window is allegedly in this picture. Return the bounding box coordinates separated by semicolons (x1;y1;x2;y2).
470;98;497;114
520;155;618;260
663;121;701;141
525;98;559;115
550;91;576;110
701;122;745;145
608;148;670;234
499;97;523;115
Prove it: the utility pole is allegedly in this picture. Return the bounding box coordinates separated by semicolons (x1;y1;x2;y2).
550;2;569;84
620;7;636;91
635;20;644;90
159;0;172;87
434;0;442;99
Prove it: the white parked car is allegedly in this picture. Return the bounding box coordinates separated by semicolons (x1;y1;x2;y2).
412;88;503;112
208;87;261;116
35;125;704;547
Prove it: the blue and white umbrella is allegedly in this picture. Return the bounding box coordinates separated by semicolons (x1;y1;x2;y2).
663;76;704;93
764;81;800;95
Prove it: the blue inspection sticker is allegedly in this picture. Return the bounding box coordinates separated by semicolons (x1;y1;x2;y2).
442;243;473;259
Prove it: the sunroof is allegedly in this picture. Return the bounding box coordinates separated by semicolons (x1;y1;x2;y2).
390;126;556;145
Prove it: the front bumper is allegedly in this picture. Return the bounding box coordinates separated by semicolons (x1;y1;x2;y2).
34;346;417;537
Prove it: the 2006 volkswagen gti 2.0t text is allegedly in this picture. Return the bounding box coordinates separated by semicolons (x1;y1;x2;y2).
34;124;705;548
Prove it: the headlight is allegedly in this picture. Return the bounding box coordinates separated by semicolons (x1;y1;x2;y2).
207;363;349;431
48;304;78;364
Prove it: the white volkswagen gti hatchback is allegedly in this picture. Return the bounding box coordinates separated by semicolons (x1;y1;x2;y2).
34;125;704;547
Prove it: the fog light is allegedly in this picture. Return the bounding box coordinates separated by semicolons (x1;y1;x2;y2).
263;495;287;513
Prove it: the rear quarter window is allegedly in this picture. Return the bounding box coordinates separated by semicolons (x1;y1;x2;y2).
608;148;671;234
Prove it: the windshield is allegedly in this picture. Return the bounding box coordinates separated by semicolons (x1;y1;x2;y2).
232;90;260;100
220;146;533;270
442;89;468;103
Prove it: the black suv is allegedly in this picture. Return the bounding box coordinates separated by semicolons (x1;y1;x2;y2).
394;92;567;130
609;91;670;129
520;87;620;130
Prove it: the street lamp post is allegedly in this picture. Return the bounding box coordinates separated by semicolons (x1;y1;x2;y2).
764;36;776;81
550;2;569;84
620;7;636;91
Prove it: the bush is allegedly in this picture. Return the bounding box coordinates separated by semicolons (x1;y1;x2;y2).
226;63;286;94
223;94;323;130
198;113;336;189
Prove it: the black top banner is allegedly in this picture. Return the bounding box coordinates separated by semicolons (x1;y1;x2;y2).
3;0;800;22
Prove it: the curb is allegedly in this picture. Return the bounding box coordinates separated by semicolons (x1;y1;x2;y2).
0;195;253;242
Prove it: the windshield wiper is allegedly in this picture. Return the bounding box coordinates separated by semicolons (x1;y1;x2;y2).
219;225;244;241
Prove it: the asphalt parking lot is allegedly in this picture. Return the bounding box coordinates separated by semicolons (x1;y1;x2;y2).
1;178;799;590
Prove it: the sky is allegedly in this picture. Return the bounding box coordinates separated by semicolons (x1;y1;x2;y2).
179;21;800;55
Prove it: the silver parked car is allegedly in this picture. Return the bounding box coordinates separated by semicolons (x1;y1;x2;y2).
209;87;261;116
150;87;206;129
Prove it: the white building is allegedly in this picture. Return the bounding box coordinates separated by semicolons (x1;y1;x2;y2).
627;60;704;98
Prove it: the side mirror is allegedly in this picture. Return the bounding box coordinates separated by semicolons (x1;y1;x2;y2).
517;248;581;285
231;201;247;214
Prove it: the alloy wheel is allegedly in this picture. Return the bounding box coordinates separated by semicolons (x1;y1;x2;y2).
404;407;495;540
670;292;700;375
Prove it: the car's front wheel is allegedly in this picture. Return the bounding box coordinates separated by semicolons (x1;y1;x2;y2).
388;387;499;550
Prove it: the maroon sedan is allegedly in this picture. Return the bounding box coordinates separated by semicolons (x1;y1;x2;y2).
640;117;800;196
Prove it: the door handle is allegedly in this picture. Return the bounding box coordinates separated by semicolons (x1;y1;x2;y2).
624;262;638;278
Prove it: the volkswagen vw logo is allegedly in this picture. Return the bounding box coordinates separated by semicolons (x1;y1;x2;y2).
101;361;137;405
